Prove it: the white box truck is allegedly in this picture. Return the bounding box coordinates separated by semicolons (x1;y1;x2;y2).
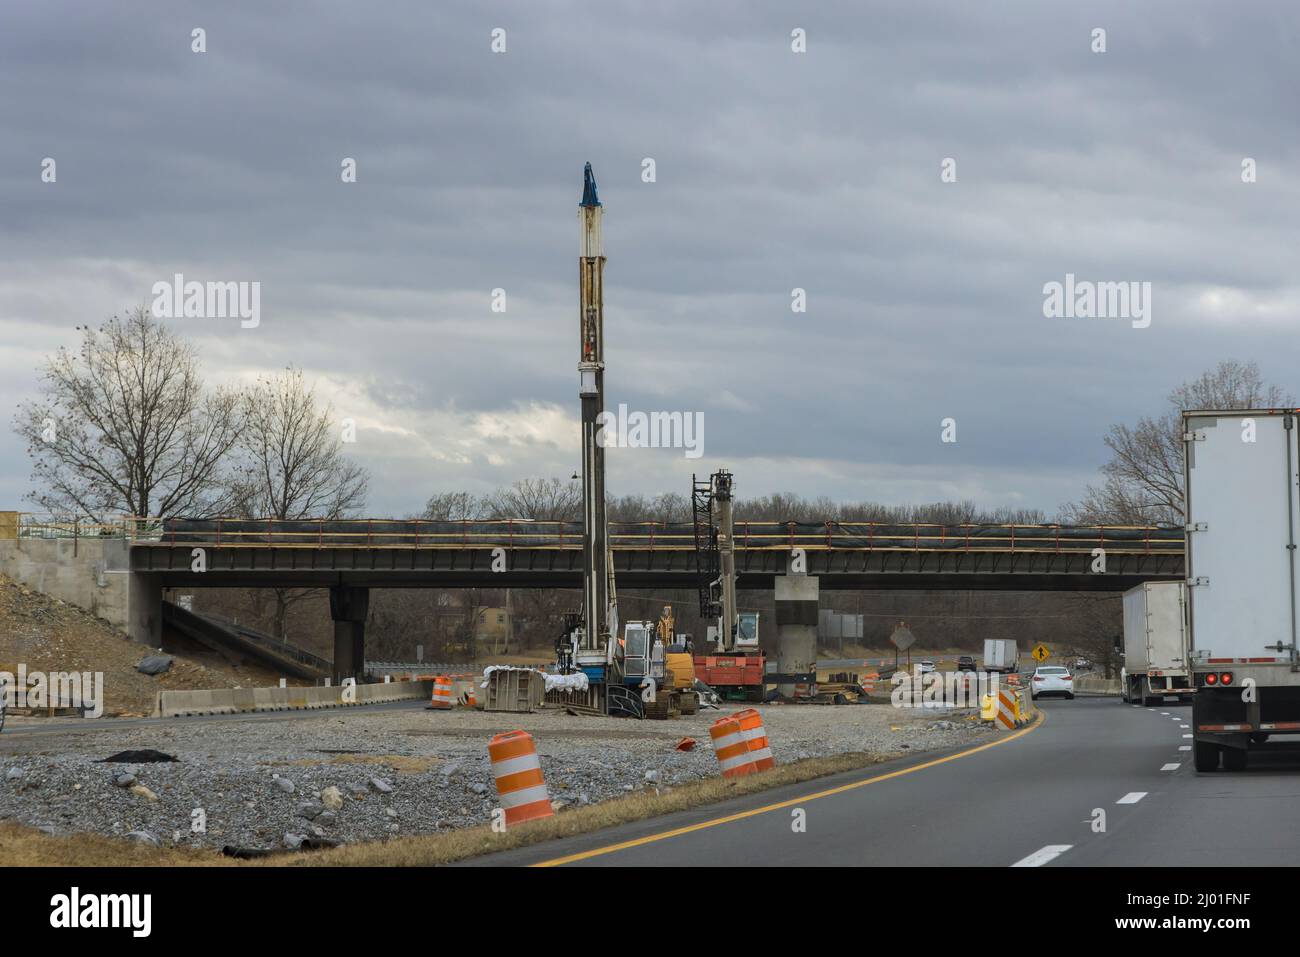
1184;408;1300;771
1121;581;1193;706
983;638;1018;674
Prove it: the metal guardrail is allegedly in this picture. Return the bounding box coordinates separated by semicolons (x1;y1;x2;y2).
126;516;1184;555
10;514;129;540
179;607;333;673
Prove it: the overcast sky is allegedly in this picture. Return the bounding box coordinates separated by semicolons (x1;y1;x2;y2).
2;1;1297;519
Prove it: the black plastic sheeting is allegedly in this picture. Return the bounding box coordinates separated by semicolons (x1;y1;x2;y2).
144;518;1183;552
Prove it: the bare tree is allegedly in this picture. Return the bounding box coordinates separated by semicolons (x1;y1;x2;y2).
230;367;368;521
13;306;241;523
1063;361;1292;526
420;490;483;521
608;491;691;524
481;477;581;520
228;367;369;638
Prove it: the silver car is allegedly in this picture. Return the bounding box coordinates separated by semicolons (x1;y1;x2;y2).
1031;665;1074;700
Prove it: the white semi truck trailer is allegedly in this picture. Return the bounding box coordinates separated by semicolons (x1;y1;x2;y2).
1121;581;1194;706
983;638;1018;674
1184;408;1300;771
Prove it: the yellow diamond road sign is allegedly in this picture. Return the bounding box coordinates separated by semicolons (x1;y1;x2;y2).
1032;643;1050;662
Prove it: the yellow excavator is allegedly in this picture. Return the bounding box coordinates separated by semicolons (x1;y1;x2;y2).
657;605;696;694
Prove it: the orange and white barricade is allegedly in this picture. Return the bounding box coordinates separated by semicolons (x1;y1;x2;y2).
995;689;1018;730
427;675;453;710
709;716;757;779
733;708;775;771
488;730;553;827
717;717;759;780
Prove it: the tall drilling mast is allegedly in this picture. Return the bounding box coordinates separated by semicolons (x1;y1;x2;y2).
693;469;736;648
578;163;613;670
714;470;737;647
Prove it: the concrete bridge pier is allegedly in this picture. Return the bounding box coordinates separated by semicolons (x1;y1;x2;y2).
329;584;369;684
128;571;163;647
774;571;819;697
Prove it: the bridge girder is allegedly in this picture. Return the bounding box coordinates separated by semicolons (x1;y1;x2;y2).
130;544;1184;592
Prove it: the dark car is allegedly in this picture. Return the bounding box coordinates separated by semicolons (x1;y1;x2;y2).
957;655;977;673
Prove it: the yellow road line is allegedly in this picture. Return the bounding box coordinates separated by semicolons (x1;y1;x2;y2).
531;710;1046;867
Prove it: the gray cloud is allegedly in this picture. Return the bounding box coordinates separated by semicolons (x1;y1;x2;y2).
2;0;1297;517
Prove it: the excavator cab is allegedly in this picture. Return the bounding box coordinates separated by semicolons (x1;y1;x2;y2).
619;621;664;688
736;612;760;649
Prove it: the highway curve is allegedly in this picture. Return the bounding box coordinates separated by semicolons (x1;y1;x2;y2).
467;697;1300;866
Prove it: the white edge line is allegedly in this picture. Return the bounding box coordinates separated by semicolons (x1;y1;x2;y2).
1011;844;1073;868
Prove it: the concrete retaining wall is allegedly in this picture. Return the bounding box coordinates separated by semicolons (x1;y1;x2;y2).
155;679;435;717
0;537;132;631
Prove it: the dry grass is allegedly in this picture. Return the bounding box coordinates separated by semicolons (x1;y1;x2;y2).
0;751;892;867
0;821;236;867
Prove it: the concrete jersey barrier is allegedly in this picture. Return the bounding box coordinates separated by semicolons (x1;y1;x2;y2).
1073;674;1122;696
155;679;434;717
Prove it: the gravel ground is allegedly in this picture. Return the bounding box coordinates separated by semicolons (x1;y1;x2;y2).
0;701;992;852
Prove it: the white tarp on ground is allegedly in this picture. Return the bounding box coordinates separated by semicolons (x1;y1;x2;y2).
479;665;589;693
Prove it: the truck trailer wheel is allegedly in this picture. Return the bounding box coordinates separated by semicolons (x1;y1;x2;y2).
1193;740;1221;772
1141;680;1165;707
1222;747;1249;772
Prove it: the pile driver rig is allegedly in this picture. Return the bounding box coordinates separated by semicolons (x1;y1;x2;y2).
692;470;765;701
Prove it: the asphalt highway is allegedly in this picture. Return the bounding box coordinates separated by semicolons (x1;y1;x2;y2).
470;696;1300;866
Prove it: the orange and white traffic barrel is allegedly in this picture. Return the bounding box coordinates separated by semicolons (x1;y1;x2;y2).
427;675;453;710
733;708;775;771
709;716;757;779
488;730;553;827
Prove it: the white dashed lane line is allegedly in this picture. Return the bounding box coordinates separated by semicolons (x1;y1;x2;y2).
1161;763;1181;771
1179;745;1191;751
1117;792;1147;804
1011;844;1073;867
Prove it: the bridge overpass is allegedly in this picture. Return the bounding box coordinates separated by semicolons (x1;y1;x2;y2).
8;516;1185;684
128;517;1184;592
